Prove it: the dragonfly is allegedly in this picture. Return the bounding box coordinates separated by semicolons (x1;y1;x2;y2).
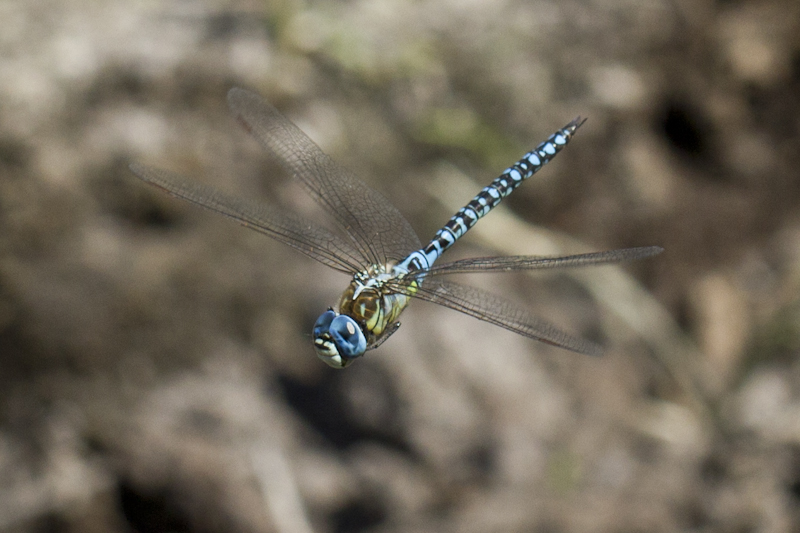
130;88;662;368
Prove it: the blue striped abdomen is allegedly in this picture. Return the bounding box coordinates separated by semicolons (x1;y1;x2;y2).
398;117;585;273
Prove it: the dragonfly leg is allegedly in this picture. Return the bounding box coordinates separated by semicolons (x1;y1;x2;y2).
366;322;401;351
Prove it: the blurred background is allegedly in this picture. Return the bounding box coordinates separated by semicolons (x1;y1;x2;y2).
1;0;799;531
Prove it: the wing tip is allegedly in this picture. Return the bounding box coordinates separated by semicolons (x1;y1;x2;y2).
128;161;149;180
227;86;262;114
583;343;604;357
226;86;246;104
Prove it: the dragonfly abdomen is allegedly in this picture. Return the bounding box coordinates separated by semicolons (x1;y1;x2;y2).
419;117;585;266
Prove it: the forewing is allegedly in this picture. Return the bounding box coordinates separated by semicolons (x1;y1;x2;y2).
130;163;364;273
419;246;664;277
227;88;422;265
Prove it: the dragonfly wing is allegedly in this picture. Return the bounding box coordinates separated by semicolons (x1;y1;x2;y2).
421;246;664;276
130;163;364;274
393;278;603;356
227;88;422;265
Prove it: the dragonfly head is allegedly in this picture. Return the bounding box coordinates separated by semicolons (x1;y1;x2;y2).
312;309;366;368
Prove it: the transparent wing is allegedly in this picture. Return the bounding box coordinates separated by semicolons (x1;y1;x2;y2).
415;246;663;277
130;163;365;274
227;88;422;265
389;278;604;356
391;247;664;354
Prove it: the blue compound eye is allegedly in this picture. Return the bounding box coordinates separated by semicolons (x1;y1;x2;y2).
329;315;367;359
313;310;336;339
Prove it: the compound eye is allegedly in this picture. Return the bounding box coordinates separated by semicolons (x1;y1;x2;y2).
312;310;337;339
329;315;367;359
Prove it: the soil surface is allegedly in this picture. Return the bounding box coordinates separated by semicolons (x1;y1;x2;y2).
1;1;799;532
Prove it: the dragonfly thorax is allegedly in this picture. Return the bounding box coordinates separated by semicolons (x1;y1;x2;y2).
340;264;408;335
312;263;416;368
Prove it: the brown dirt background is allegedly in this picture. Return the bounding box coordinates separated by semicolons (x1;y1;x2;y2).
1;0;799;531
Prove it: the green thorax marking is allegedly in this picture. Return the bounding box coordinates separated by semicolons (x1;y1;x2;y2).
338;263;419;342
